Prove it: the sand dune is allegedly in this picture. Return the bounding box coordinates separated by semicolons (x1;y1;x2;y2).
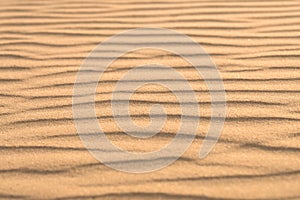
1;0;300;199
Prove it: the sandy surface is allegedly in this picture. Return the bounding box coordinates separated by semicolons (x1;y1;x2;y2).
1;0;300;199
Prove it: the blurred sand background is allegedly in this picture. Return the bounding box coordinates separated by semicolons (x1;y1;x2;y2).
0;0;300;199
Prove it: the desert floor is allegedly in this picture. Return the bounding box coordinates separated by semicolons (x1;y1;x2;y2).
1;0;300;199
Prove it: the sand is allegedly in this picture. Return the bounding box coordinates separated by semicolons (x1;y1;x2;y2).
0;0;300;199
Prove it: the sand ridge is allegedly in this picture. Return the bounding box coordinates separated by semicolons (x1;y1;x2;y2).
0;0;300;199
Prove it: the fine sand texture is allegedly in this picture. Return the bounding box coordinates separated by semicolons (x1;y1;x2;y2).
1;0;300;199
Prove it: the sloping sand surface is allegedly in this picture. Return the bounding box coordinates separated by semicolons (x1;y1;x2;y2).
0;0;300;199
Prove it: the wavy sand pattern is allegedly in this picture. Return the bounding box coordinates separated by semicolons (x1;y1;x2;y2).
1;0;300;199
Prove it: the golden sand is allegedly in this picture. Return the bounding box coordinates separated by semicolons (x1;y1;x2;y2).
0;0;300;199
